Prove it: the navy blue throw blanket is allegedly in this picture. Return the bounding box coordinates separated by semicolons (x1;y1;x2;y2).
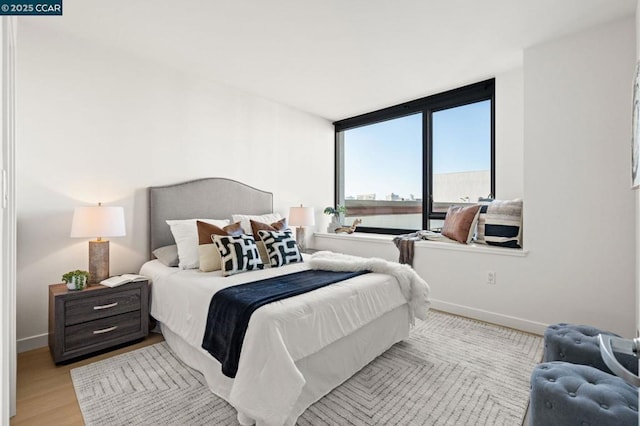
202;269;370;378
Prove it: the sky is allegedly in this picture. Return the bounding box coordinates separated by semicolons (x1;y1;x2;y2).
343;100;490;200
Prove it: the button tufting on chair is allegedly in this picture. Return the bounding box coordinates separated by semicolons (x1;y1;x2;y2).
543;323;638;376
530;362;638;426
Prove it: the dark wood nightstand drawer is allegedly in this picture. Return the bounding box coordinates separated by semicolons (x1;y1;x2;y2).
49;280;149;363
64;288;141;326
64;311;142;352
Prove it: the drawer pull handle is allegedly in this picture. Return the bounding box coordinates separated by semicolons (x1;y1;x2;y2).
93;302;118;310
93;326;118;335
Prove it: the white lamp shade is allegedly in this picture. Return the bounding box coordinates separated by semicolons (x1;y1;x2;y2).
70;205;126;239
288;206;315;227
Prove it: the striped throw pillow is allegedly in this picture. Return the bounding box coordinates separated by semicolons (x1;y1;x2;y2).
475;199;523;248
474;198;493;245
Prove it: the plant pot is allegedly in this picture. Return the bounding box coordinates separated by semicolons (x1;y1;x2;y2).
327;215;342;233
66;275;87;291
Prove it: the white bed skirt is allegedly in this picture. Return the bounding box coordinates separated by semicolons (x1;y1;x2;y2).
161;304;410;425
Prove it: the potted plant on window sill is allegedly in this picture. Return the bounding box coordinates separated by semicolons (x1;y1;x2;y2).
62;270;90;291
324;205;346;233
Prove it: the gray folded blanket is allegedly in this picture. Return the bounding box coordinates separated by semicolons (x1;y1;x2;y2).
393;232;421;265
393;231;444;265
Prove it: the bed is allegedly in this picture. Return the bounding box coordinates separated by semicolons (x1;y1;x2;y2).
139;177;430;426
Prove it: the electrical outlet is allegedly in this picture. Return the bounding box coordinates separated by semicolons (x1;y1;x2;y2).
487;271;496;285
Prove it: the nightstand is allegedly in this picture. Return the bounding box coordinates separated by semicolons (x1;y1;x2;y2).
48;280;149;363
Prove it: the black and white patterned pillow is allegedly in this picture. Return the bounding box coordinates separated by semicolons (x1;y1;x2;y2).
212;234;264;276
257;230;303;267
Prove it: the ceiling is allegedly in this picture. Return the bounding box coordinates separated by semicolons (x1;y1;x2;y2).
26;0;636;121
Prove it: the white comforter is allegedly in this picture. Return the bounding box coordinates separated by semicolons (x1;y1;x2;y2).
140;251;430;425
308;251;431;324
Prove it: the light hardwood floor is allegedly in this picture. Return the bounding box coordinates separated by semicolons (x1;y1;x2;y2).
11;333;164;426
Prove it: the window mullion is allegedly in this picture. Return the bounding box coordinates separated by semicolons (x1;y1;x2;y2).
423;109;432;231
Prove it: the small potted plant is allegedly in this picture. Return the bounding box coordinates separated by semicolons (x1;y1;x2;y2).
324;205;347;233
62;270;90;291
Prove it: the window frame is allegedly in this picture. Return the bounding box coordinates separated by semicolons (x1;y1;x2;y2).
334;79;495;235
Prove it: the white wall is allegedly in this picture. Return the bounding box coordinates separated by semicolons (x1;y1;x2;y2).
317;17;638;337
495;67;524;200
15;22;334;350
524;16;636;335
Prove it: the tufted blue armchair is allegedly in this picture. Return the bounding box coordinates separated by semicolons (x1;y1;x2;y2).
530;323;639;426
543;323;638;376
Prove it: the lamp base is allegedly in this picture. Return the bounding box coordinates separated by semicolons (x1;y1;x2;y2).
296;227;306;252
89;240;109;283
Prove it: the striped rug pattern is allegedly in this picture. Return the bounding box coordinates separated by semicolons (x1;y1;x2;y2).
71;310;543;425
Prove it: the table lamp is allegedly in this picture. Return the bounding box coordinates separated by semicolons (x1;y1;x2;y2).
70;203;126;283
288;205;315;252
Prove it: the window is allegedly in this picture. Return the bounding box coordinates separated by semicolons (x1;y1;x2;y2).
335;80;494;234
338;114;423;231
431;100;492;213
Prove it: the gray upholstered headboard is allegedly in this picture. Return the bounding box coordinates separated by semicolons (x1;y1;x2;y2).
148;177;273;256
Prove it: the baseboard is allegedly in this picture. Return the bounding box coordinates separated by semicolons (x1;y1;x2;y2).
431;299;548;336
17;333;48;353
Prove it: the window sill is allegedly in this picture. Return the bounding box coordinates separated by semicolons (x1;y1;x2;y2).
313;232;528;257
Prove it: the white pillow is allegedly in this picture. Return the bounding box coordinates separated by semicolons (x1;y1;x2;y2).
166;218;230;269
231;213;282;236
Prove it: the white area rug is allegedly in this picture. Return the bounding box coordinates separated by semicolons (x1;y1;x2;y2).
71;310;543;425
